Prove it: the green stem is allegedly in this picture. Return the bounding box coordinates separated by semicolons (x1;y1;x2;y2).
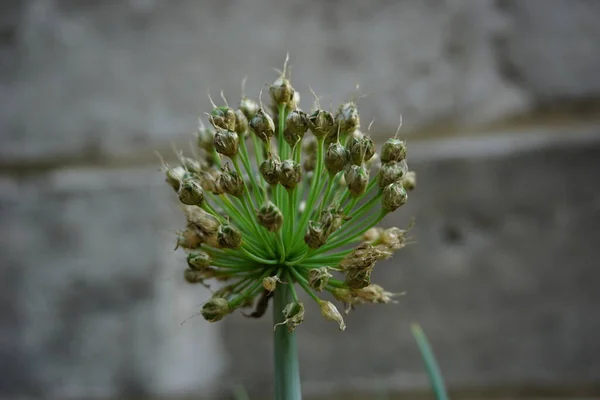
273;279;302;400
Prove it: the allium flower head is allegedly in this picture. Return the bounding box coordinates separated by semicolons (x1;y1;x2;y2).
162;55;416;330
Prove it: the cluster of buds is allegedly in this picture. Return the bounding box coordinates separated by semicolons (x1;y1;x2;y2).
162;55;415;331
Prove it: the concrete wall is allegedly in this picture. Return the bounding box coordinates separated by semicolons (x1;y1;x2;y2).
1;0;600;398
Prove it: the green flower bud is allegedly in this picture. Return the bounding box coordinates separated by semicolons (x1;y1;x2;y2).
320;207;346;235
363;136;375;163
345;135;365;166
239;96;260;119
284;109;308;146
381;138;407;163
234;109;249;136
177;178;204;206
304;221;327;249
335;101;360;133
249;109;275;142
217;164;245;197
308;109;335;138
259;155;281;185
201;297;230;322
214;130;239;157
402;170;416;191
217;224;242;249
184;207;220;237
382;182;408;212
196;119;216;152
318;300;346;331
209;106;237;132
378;161;406;188
257;201;284;232
269;77;296;107
187;251;212;270
324;142;348;175
274;301;305;333
308;267;332;292
344;165;369;197
278;159;302;190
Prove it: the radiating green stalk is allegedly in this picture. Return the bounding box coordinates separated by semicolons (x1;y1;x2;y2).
273;276;302;400
238;139;264;204
314;211;386;254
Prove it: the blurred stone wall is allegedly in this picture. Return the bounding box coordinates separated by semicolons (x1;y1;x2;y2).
1;0;600;398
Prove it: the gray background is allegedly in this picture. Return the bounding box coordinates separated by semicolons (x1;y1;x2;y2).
1;0;600;399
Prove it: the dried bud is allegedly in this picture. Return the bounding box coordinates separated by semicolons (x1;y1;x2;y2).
352;284;400;304
176;228;203;250
363;227;383;243
187;251;212;270
214;130;239;157
270;77;296;107
234;109;249;136
345;267;372;289
249;109;275;142
217;164;245;197
382;182;408;213
177;178;204;206
239;96;260;119
335;101;360;133
274;301;305;332
378;161;406;188
304;221;327;249
324;143;348;175
318;300;346;331
262;276;281;292
165;165;186;192
320;207;345;235
381;138;407;163
363;136;375;163
209;106;237;132
196;119;216;152
260;155;281;185
217;224;242;249
308;110;335;138
278;159;302;190
345;136;365;166
402;170;416;191
284;109;308;146
183;206;220;237
257;201;284;232
308;267;332;292
344;165;369;197
201;297;230;322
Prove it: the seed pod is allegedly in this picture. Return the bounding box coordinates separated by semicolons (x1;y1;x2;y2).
344;165;369;197
217;164;245;197
201;297;230;322
380;138;407;163
318;300;346;331
177;178;204;206
260;155;281;185
234;109;249;136
262;276;281;293
274;301;305;333
209;106;237;132
335;101;360;133
257;201;284;232
187;251;212;270
345;135;365;166
165;165;186;192
196;119;216;152
382;182;408;213
319;206;346;236
308;267;332;292
217;224;242;249
378;161;406;188
278;159;302;190
308;109;335;138
324;142;348;175
345;267;372;289
363;136;375;163
239;96;260;119
304;221;327;249
214;130;239;157
249;109;275;142
270;77;296;107
176;227;203;250
284;109;308;146
402;170;416;191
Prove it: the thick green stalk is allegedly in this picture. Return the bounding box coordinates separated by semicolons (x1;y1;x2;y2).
273;279;302;400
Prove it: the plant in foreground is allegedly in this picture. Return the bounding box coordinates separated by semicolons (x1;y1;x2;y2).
162;55;416;399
